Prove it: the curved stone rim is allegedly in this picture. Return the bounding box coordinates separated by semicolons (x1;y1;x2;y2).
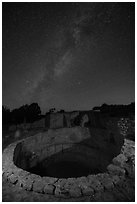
2;136;135;198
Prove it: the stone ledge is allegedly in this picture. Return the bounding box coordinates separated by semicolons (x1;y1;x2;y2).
2;138;135;198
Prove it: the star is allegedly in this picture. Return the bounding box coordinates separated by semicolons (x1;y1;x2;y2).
26;80;30;84
78;81;81;85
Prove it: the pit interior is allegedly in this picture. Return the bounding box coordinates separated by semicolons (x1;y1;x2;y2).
13;126;124;178
28;144;103;178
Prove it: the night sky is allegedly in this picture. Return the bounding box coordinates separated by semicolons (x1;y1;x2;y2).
2;2;135;113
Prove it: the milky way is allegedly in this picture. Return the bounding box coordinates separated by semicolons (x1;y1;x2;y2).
3;2;135;113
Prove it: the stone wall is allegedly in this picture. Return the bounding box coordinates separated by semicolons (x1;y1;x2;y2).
48;111;111;129
50;113;64;129
63;111;79;128
8;118;45;131
31;118;45;129
12;124;124;173
8;111;134;135
2;138;135;198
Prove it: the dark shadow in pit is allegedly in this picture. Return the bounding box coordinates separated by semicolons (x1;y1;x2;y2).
29;160;100;178
13;126;124;179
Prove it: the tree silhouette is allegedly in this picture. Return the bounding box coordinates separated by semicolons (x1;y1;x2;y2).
27;103;41;122
10;103;41;124
49;108;56;113
92;102;135;117
58;109;65;113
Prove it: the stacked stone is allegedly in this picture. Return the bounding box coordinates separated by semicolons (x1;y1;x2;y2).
118;118;128;137
2;138;135;198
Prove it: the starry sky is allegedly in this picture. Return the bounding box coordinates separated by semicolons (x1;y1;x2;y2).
2;2;135;113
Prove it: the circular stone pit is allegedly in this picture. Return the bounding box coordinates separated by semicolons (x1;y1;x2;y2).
2;127;135;198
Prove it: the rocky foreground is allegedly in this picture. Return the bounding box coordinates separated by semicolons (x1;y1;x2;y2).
2;138;135;202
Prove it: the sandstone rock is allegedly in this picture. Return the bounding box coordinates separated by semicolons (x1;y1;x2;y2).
55;186;70;198
96;173;110;180
81;186;94;196
110;175;120;185
64;178;76;189
96;173;114;190
69;186;81;197
33;180;45;193
44;184;55;194
107;164;126;176
76;176;92;196
21;178;33;191
77;176;88;182
8;174;18;184
122;139;135;156
124;139;135;147
27;173;41;181
43;176;58;184
4;169;14;178
122;146;135;158
16;175;33;190
16;169;30;178
87;175;104;192
55;178;82;198
112;154;128;167
76;177;89;186
55;179;67;188
100;177;114;190
124;161;135;178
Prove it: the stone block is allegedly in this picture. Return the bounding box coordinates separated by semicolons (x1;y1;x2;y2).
16;169;30;178
107;164;126;176
43;176;58;184
124;163;135;178
8;174;18;184
96;173;114;190
110;175;120;185
124;139;135;147
33;180;45;193
55;186;70;198
64;178;76;189
27;173;41;181
82;186;94;196
55;179;67;188
50;113;64;129
78;176;88;183
122;146;135;158
69;187;81;197
4;169;14;178
88;175;104;192
44;184;55;194
112;154;128;167
17;175;33;191
101;177;114;190
22;178;33;191
76;176;88;185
